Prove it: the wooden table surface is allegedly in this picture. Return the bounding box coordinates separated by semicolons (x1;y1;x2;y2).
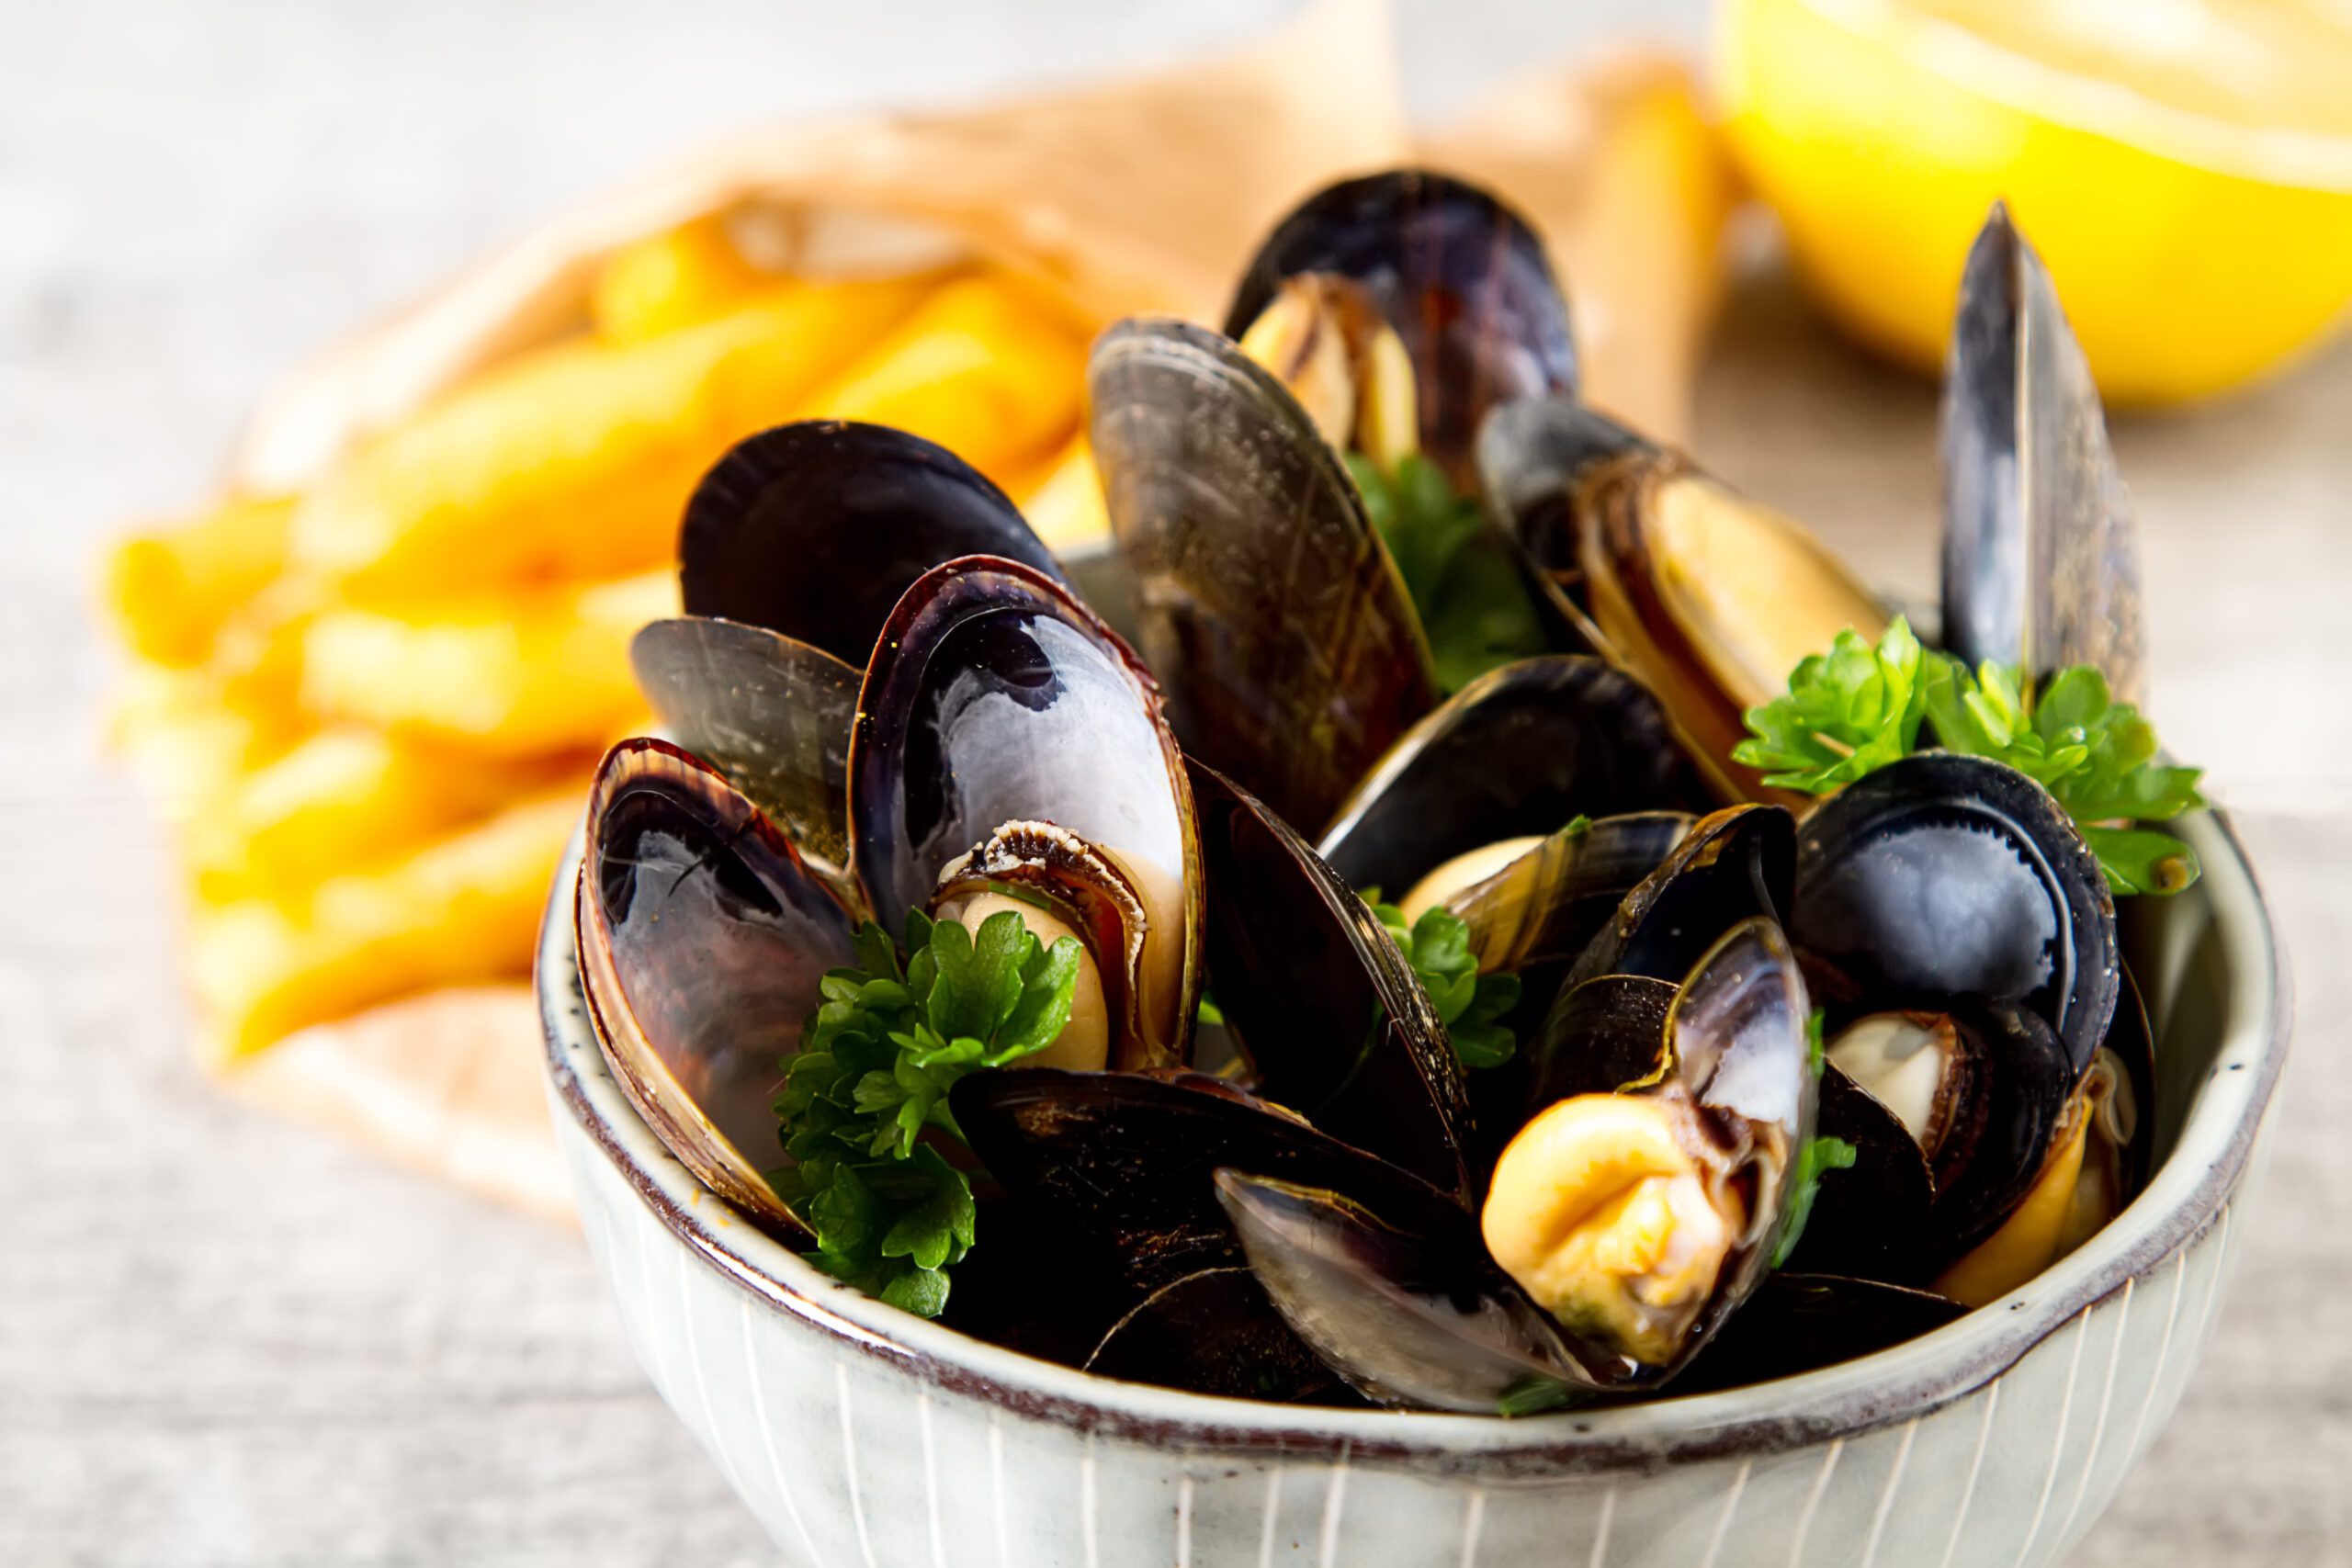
6;3;2346;1563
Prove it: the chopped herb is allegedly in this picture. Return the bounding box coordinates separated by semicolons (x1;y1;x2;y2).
1730;616;1928;794
1773;1010;1855;1269
1921;660;2204;894
1371;897;1521;1068
1348;453;1548;694
1773;1135;1859;1269
771;908;1082;1316
1735;619;2206;895
1495;1374;1579;1417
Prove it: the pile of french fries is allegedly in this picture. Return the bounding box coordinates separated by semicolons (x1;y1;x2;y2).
105;216;1112;1065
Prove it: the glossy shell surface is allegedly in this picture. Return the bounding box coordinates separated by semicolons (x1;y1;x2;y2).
1091;318;1437;833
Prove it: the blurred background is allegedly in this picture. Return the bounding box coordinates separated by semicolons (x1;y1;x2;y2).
9;1;2348;1562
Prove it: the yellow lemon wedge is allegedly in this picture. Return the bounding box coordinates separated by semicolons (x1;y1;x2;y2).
1716;0;2352;402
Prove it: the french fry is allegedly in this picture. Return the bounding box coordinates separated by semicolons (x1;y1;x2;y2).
102;493;295;668
186;728;594;905
1009;434;1111;553
187;787;582;1062
799;271;1086;485
298;570;675;757
592;216;772;344
289;274;937;598
107;665;291;818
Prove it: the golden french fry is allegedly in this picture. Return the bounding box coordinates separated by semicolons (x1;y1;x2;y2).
188;787;582;1062
290;274;937;598
592;216;774;344
106;649;311;816
298;570;674;757
102;493;295;668
1010;434;1111;554
187;728;594;905
800;271;1087;486
107;667;283;817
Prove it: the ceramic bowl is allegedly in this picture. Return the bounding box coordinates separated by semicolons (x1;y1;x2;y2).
537;804;2287;1568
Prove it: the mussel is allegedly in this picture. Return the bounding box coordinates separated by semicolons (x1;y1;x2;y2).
635;422;1069;882
852;557;1203;1067
575;738;857;1235
1218;918;1815;1410
1091;172;1583;831
1222;169;1577;479
1791;751;2117;1067
1089;316;1439;832
1778;751;2138;1303
1940;204;2144;704
1475;397;1889;800
1316;654;1704;907
578;423;1206;1247
676;420;1066;666
1190;761;1476;1198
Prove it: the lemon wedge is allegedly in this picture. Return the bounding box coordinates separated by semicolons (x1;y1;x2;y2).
1716;0;2352;402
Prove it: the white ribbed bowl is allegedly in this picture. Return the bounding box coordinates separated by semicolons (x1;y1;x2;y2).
537;806;2286;1568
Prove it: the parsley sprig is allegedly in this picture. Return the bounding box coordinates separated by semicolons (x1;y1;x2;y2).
1368;897;1521;1069
771;908;1082;1317
1771;1010;1858;1269
1732;616;2206;895
1348;453;1548;694
1731;617;1929;793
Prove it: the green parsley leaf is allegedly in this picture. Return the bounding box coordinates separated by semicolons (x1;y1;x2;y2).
1771;1009;1854;1269
1737;620;2207;896
1731;616;1928;792
1921;659;2205;896
1772;1135;1858;1269
1369;897;1521;1069
770;908;1085;1317
1348;453;1548;694
1495;1375;1577;1417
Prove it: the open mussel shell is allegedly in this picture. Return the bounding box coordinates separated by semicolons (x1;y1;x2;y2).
1223;170;1577;476
1941;204;2144;704
1316;655;1706;899
629;615;860;880
1529;973;1677;1107
1450;812;1693;987
1473;919;1814;1392
1190;761;1476;1199
1673;1274;1966;1395
949;1068;1468;1296
575;738;859;1236
1083;1266;1358;1405
850;556;1201;1068
1091;318;1438;833
1566;804;1796;991
1472;396;1653;650
1216;1171;1607;1412
1792;1002;2075;1278
1792;751;2118;1074
1660;917;1815;1254
677;421;1066;668
1577;449;1891;802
